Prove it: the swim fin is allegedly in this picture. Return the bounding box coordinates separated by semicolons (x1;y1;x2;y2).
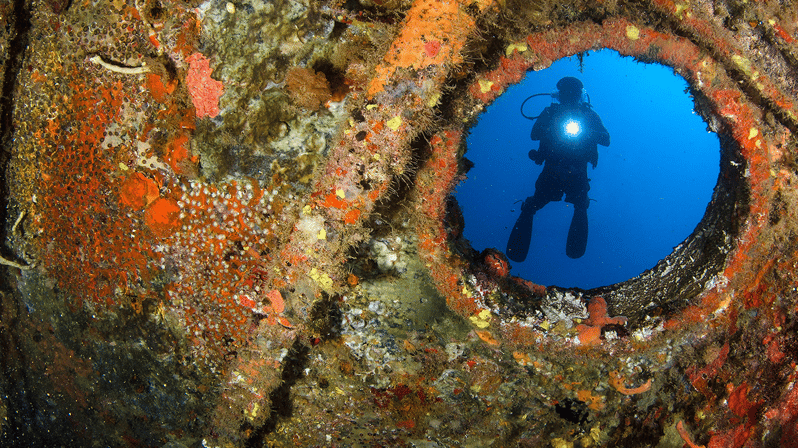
566;207;588;259
507;204;535;263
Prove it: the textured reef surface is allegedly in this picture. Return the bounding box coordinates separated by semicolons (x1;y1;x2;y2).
0;0;797;446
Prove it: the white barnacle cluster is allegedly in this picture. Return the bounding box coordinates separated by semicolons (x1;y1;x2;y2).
149;178;286;351
340;296;403;388
540;290;589;329
295;214;326;246
173;179;278;242
368;237;408;274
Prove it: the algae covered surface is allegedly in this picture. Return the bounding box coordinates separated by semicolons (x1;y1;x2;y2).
1;0;798;446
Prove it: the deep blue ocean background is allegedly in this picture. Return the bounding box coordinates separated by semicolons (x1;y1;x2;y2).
455;49;720;289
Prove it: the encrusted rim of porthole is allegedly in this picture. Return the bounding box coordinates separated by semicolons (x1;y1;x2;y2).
415;20;754;338
451;108;746;322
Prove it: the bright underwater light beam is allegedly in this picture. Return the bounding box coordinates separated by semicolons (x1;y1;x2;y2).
563;118;582;138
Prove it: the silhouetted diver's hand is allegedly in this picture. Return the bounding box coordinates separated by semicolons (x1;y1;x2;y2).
528;149;544;165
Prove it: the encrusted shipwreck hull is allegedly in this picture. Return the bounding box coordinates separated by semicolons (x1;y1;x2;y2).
0;0;797;446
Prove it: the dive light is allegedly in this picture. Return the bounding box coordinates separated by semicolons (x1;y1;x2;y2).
561;116;584;140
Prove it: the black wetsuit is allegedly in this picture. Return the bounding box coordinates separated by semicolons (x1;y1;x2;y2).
507;101;609;261
527;102;609;210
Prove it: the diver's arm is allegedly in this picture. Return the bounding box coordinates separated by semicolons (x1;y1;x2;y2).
529;107;553;141
589;147;598;169
528;150;543;164
529;107;554;164
587;109;610;146
595;126;610;147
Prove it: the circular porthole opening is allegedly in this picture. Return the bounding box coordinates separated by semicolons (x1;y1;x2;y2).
455;49;721;290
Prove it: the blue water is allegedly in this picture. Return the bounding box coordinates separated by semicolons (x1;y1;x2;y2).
455;50;720;289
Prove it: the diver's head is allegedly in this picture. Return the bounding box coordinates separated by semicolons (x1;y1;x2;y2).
556;77;584;105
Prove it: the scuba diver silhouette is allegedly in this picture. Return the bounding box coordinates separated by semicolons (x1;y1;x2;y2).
506;76;610;262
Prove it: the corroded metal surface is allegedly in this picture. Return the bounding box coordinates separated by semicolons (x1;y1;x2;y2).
0;0;797;446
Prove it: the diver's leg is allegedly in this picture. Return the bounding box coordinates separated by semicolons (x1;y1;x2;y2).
566;204;588;259
506;197;543;263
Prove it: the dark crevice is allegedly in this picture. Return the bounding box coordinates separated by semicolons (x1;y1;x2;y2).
312;59;349;101
308;293;344;341
554;398;590;424
0;0;31;166
242;338;310;448
0;0;35;445
0;0;31;276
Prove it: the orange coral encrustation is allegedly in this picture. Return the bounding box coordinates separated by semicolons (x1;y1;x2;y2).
186;52;224;118
367;0;477;96
33;74;154;307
